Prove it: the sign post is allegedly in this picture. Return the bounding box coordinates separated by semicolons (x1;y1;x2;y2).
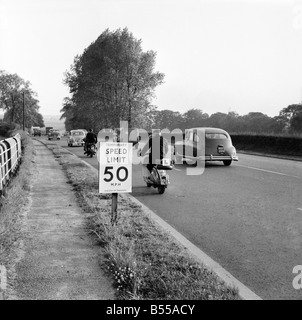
98;141;132;225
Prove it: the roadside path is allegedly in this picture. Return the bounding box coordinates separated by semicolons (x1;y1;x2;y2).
10;140;114;300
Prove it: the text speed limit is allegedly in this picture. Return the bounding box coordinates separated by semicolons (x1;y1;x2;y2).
99;142;132;193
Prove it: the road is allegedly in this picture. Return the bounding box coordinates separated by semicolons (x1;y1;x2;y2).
47;136;302;299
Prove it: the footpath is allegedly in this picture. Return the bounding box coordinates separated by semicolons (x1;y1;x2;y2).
10;139;115;300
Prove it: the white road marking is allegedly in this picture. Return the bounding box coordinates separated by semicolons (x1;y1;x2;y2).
234;164;302;179
297;208;302;212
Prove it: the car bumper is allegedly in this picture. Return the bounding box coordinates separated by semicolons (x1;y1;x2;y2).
176;152;238;162
70;141;84;146
205;155;238;161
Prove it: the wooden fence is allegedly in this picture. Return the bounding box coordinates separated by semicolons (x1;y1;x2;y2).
0;133;22;194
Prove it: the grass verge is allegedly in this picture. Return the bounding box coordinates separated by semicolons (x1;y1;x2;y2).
0;131;36;300
42;141;241;300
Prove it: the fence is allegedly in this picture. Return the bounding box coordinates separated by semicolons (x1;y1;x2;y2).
0;133;22;194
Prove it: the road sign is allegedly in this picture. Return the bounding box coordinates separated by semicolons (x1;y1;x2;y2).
98;142;132;193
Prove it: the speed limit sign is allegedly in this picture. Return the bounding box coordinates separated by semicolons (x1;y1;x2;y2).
98;142;132;193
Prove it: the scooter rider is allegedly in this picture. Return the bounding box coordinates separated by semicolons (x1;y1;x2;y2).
140;130;169;174
84;128;97;154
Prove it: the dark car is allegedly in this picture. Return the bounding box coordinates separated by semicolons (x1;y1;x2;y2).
33;128;41;136
174;127;238;166
48;129;61;140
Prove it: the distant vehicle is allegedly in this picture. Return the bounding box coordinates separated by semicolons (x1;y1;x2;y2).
48;129;61;140
31;126;40;135
174;127;238;166
45;126;53;135
67;129;86;147
33;128;41;136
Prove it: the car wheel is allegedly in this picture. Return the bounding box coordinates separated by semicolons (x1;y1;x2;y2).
223;160;232;166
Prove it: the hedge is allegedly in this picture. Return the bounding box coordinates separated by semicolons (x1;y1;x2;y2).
231;134;302;157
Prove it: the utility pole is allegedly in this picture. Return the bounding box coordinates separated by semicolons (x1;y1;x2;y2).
22;91;25;131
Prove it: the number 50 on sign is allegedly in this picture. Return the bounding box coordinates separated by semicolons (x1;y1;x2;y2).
98;142;132;193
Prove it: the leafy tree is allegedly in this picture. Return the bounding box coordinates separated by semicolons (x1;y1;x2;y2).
133;104;158;131
62;28;164;131
267;115;287;134
0;70;44;128
153;109;184;130
240;112;274;133
208;112;229;129
183;108;209;129
279;104;302;133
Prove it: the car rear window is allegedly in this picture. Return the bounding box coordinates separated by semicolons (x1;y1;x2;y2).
72;132;84;136
206;133;228;139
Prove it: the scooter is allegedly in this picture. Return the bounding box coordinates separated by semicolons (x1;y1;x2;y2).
85;143;96;158
143;158;173;194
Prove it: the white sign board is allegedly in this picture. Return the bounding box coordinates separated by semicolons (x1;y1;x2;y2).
98;142;132;193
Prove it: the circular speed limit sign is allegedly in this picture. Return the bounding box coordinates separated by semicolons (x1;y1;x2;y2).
98;142;132;193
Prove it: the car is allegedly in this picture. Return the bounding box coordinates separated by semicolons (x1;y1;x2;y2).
46;127;54;136
77;129;87;135
48;129;61;140
33;128;41;136
67;129;86;147
174;127;238;166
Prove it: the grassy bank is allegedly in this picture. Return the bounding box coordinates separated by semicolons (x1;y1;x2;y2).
0;131;36;299
43;141;240;300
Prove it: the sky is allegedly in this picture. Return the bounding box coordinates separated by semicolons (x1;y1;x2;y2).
1;0;302;118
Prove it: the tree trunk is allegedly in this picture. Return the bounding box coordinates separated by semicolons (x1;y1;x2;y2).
10;95;15;124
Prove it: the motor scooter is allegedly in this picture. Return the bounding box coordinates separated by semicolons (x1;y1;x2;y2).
143;158;173;194
85;143;96;158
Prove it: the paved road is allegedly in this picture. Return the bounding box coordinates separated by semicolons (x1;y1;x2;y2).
49;136;302;299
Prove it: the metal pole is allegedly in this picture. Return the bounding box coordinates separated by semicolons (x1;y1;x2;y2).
111;193;118;225
22;91;25;131
111;128;120;225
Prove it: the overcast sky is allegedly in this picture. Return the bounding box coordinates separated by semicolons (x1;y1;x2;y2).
1;0;302;117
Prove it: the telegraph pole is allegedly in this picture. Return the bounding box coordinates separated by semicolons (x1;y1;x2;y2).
22;91;25;131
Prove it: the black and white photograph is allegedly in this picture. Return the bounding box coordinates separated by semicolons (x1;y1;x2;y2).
0;0;301;305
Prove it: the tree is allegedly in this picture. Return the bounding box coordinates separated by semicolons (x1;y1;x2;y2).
279;104;302;133
183;108;209;129
153;109;184;130
240;112;274;133
62;28;165;131
132;104;158;131
0;70;44;128
208;112;229;129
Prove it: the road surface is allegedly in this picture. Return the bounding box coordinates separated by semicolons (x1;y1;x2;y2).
48;136;301;299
